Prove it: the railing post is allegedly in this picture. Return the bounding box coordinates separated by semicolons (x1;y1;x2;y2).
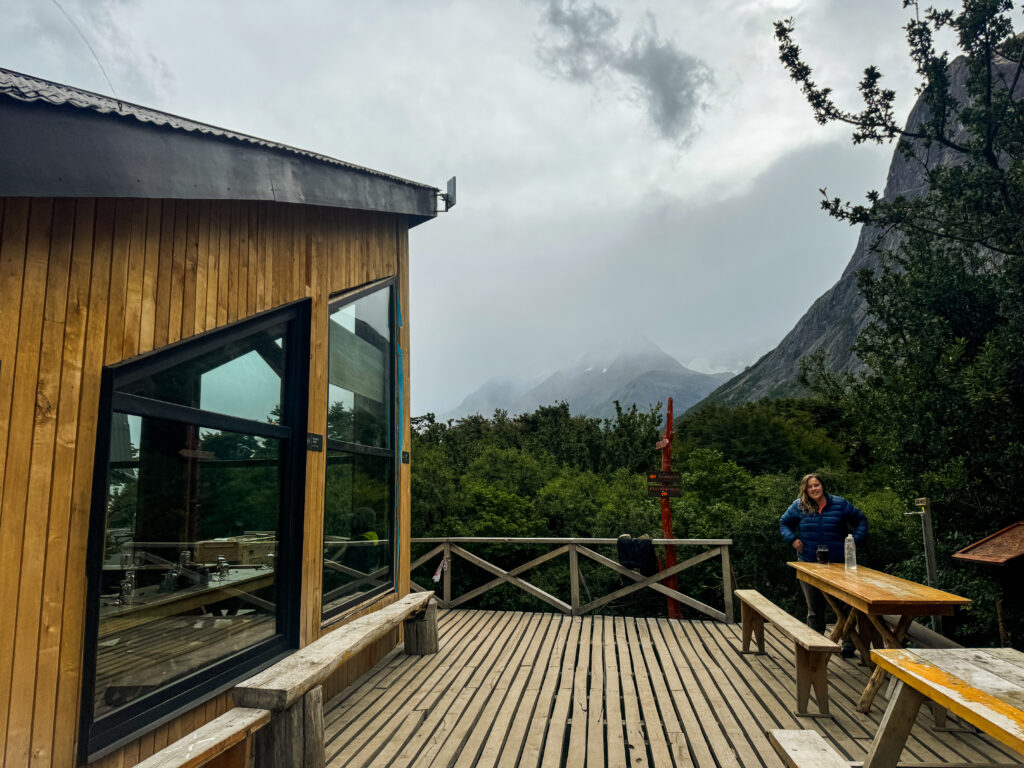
720;544;734;623
442;540;451;608
568;543;580;616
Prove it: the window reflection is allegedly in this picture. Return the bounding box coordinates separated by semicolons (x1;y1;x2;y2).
327;289;390;448
96;415;281;718
119;324;286;424
322;451;393;614
323;282;396;618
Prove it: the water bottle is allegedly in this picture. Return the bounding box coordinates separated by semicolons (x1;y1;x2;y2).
844;534;857;571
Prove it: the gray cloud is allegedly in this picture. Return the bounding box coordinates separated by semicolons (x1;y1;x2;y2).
5;0;170;101
535;0;712;140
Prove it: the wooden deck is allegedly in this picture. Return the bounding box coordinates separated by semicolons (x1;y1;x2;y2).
323;609;1024;767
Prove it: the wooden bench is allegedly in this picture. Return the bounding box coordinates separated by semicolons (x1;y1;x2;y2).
735;589;841;715
233;591;437;768
768;729;850;768
132;592;436;768
134;707;271;768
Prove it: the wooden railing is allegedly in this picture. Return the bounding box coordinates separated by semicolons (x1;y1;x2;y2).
409;537;734;622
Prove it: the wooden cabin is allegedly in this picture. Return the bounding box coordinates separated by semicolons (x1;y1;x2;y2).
0;67;439;767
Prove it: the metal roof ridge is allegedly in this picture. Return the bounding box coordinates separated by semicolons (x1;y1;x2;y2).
0;66;438;192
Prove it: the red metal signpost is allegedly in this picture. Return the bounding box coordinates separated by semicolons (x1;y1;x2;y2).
659;398;681;619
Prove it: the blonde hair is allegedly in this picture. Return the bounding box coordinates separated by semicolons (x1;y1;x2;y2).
798;473;826;513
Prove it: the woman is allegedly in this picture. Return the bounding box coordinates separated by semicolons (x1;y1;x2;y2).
779;473;868;654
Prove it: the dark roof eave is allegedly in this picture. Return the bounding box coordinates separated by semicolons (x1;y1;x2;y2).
0;69;439;221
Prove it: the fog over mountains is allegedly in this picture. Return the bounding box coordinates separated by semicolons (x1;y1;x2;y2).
442;336;733;421
702;50;995;407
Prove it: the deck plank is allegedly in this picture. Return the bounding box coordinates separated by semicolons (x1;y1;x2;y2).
644;618;719;768
623;616;673;768
323;609;501;763
519;614;572;768
360;611;532;767
604;616;627;768
633;619;694;768
420;613;538;767
495;614;566;767
322;610;1024;768
616;616;651;768
586;616;606;768
564;615;593;766
446;613;549;767
473;612;556;767
538;617;583;768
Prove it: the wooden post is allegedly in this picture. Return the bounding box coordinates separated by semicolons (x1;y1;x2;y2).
303;686;325;768
660;398;681;619
254;701;303;768
720;544;734;623
404;598;439;655
568;543;580;616
443;540;451;608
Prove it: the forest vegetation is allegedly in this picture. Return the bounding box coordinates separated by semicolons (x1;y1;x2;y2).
410;0;1024;649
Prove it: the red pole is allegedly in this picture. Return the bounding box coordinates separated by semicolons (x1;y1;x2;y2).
661;398;681;619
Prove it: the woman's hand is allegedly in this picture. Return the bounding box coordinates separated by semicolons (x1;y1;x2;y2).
792;539;803;554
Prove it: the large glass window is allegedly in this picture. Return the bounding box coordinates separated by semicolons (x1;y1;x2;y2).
82;303;309;758
322;281;396;618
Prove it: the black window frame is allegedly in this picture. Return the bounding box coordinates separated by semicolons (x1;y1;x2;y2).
321;276;398;622
78;299;311;762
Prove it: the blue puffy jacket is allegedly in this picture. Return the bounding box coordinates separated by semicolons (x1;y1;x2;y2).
779;494;868;563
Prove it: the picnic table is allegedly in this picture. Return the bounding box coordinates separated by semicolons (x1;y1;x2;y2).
863;647;1024;767
789;562;971;712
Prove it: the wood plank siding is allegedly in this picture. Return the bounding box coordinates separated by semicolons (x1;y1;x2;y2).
0;197;413;768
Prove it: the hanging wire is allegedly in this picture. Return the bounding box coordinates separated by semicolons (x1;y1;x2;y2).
50;0;119;98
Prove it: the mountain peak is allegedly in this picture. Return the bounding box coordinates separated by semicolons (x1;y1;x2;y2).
441;338;733;420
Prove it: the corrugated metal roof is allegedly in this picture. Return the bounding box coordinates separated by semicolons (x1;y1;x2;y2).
0;66;437;193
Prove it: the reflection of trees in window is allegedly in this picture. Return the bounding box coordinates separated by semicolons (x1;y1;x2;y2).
83;303;308;756
322;451;392;613
323;282;396;618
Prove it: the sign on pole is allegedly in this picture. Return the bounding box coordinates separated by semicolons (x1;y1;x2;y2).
647;486;681;498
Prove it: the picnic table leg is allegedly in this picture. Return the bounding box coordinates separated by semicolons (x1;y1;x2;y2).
858;615;914;713
857;613;880;663
822;594;872;665
862;680;926;768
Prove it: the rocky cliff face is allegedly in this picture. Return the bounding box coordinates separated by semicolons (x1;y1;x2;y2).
701;55;983;406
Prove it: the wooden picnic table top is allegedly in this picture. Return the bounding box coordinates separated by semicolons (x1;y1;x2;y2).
871;647;1024;757
788;562;971;617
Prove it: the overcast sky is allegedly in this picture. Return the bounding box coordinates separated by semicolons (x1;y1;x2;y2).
2;0;955;415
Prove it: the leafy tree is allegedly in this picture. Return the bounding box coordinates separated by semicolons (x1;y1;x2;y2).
779;1;1024;643
778;2;1024;531
677;399;847;474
